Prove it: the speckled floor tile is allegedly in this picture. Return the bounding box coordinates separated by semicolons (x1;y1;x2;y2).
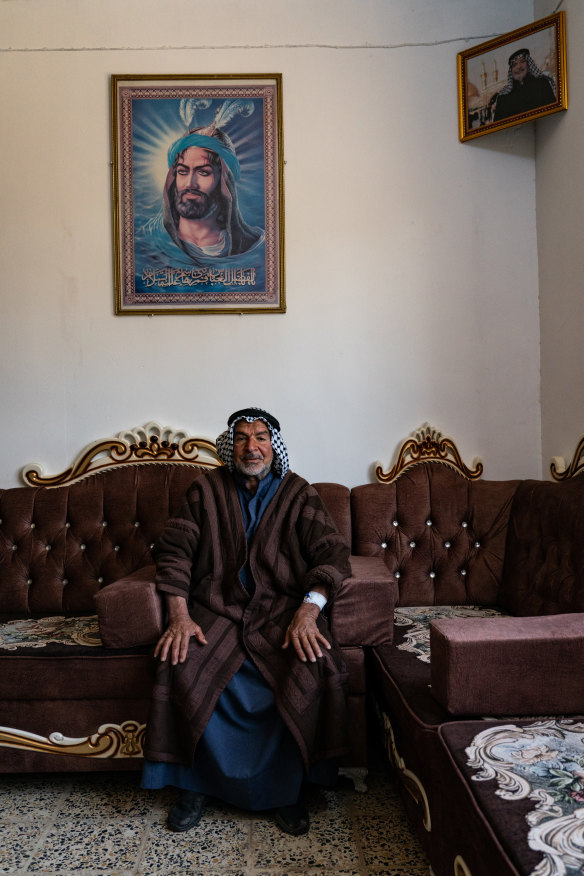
252;811;360;871
64;775;164;819
0;819;50;873
27;818;145;873
0;774;70;818
137;817;249;875
0;765;429;875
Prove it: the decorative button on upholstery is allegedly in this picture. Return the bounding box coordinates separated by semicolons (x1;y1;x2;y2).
30;523;35;529
429;571;436;579
392;520;398;527
102;521;108;527
395;571;401;579
381;542;387;549
80;544;86;551
134;521;140;528
12;545;17;551
45;545;51;551
27;579;32;585
409;541;416;549
444;541;451;549
114;545;120;551
461;521;468;528
461;569;467;576
475;541;481;548
62;579;68;585
65;522;71;528
98;577;104;584
426;520;432;526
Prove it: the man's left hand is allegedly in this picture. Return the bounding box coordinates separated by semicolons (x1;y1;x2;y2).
282;603;331;663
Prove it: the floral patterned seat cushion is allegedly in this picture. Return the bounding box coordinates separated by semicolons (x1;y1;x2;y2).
440;718;584;876
0;615;102;651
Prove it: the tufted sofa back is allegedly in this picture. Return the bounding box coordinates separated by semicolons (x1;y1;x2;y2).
0;468;354;623
9;458;580;622
0;465;205;621
351;464;520;607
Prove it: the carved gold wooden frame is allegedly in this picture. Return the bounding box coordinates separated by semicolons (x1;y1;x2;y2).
0;721;145;759
21;421;221;487
550;434;584;481
373;699;431;832
457;11;567;143
375;423;483;484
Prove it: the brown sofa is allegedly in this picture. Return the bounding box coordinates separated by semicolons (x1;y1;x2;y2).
357;427;584;876
0;423;390;781
2;421;584;876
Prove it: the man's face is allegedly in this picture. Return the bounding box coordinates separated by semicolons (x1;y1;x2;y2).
174;146;221;220
510;54;528;83
232;420;274;480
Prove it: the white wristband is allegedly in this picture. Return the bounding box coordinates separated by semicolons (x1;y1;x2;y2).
303;591;327;611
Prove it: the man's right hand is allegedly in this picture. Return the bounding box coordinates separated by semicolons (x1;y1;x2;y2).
154;595;208;665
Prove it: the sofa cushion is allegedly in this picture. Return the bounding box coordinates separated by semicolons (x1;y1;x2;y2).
329;556;396;646
439;718;584;875
499;477;584;616
430;613;584;716
94;566;163;648
312;482;351;547
0;615;102;650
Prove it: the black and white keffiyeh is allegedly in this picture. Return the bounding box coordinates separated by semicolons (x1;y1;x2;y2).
498;48;556;98
216;407;289;477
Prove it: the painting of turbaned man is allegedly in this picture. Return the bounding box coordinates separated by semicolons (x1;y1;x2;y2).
112;76;284;315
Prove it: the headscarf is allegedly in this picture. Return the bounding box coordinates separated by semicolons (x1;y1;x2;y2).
498;47;556;98
162;128;262;258
216;407;289;477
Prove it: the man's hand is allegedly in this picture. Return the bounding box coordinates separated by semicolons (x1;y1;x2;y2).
154;595;207;665
282;603;331;663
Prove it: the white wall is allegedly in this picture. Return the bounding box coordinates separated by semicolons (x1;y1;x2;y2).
0;0;540;488
535;0;584;473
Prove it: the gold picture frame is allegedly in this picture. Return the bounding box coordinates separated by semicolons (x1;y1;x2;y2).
457;12;567;143
111;74;285;315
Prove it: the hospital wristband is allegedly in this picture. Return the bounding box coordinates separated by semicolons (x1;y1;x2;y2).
303;591;328;611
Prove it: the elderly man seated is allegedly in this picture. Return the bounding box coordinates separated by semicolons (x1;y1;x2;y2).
142;407;351;836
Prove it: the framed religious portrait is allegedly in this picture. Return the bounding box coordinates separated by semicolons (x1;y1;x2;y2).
111;74;285;315
457;12;567;142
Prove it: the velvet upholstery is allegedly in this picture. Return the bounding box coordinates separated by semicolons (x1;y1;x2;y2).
0;465;205;621
94;565;162;648
330;555;397;647
351;466;519;606
430;612;584;715
499;477;584;615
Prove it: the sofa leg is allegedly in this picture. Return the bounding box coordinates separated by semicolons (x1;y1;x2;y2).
338;766;368;792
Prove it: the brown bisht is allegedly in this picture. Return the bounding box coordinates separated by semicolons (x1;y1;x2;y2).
144;466;351;770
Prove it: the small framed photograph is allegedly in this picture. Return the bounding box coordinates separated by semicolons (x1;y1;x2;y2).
112;74;285;315
457;12;567;142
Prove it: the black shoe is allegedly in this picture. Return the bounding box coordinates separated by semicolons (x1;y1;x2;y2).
167;791;206;832
275;800;309;836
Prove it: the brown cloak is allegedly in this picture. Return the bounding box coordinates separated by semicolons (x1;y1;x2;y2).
144;467;351;770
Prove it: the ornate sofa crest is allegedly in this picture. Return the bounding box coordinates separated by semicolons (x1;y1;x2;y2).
375;423;483;484
21;421;221;487
550;434;584;481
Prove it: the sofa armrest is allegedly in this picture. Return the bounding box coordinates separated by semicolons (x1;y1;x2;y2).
329;555;397;646
94;565;163;648
430;613;584;716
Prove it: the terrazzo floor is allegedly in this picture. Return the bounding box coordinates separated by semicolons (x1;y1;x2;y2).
0;764;429;875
